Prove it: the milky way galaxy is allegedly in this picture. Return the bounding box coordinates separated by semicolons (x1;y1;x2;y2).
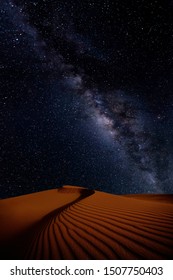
1;0;173;197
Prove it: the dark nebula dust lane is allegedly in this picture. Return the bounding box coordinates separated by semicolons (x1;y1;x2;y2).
1;0;173;198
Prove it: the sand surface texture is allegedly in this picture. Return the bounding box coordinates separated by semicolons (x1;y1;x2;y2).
0;186;173;259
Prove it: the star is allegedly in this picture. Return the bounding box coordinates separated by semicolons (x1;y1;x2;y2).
1;0;173;197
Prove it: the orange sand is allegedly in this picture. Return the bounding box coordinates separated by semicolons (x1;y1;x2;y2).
0;186;173;259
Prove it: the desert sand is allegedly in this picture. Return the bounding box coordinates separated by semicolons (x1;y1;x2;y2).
0;186;173;259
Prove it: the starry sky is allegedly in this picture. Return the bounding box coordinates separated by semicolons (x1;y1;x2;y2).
1;0;173;198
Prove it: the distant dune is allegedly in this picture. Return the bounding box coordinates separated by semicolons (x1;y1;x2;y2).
0;186;173;259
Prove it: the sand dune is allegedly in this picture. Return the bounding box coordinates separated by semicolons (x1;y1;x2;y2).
0;186;173;259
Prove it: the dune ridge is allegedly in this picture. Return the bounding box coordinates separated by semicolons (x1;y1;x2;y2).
0;186;173;259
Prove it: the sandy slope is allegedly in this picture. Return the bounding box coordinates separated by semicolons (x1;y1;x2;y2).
0;186;173;259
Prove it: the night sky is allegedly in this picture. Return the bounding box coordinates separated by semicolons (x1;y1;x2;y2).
1;0;173;198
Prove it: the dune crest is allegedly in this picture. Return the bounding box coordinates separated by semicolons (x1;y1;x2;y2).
0;186;173;259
